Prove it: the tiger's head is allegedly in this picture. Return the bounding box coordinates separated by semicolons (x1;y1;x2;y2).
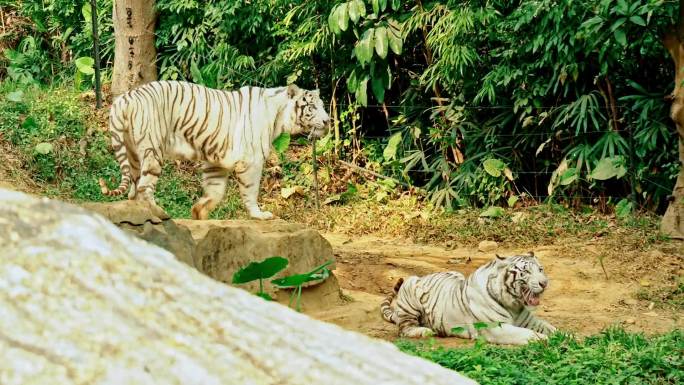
287;84;330;138
491;252;549;309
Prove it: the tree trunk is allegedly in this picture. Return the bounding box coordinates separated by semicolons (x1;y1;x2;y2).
661;18;684;239
0;188;477;385
111;0;157;97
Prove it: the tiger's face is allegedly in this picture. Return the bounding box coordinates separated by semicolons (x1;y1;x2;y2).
498;252;549;308
288;84;330;138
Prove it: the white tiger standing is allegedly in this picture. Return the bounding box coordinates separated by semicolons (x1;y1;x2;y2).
380;252;556;345
99;80;330;220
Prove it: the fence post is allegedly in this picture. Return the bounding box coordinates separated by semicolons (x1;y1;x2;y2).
90;0;102;109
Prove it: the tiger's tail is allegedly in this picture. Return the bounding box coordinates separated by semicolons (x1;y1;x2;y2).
380;277;404;323
99;97;132;197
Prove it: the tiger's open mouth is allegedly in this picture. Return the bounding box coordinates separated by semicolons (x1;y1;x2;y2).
522;287;542;306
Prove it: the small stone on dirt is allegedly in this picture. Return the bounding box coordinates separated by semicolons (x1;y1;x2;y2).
624;318;636;324
478;240;498;252
448;257;471;265
639;279;651;287
642;311;658;317
646;250;664;259
623;298;638;306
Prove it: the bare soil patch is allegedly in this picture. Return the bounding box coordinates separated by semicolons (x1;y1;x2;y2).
303;234;683;346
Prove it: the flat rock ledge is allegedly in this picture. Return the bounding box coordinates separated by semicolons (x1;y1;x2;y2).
0;188;477;385
82;201;335;302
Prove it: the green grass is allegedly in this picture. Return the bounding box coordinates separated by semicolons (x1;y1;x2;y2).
397;328;683;385
0;82;245;219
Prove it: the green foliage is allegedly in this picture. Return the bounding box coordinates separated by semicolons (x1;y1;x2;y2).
0;83;243;217
233;257;290;284
398;328;683;385
0;83;114;186
272;132;291;155
231;256;333;310
1;0;680;213
271;260;333;311
232;256;289;300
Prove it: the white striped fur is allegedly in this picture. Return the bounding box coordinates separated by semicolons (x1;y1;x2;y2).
380;252;556;345
99;81;330;220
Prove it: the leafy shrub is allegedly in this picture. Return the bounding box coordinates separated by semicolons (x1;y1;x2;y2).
398;327;683;385
2;0;680;213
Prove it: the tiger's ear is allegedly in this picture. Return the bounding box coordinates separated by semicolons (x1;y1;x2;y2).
526;251;534;257
495;254;506;261
312;89;320;96
287;83;301;98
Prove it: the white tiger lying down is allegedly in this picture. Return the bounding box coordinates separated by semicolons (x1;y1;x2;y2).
380;252;556;345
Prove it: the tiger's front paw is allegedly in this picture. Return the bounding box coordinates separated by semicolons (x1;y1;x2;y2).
401;326;436;338
533;332;548;341
250;210;274;220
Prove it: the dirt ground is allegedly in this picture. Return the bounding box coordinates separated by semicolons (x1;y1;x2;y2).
302;233;683;346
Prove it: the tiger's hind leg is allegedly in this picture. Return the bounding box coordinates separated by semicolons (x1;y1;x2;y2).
235;161;273;220
126;148;141;200
135;148;163;207
395;309;436;338
191;164;229;220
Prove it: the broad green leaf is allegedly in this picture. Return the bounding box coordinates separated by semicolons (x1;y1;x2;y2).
507;195;519;208
383;132;402;161
328;6;340;34
391;0;400;10
34;142;53;155
349;0;360;23
483;158;506;177
451;326;466;334
232;256;289;284
371;75;385;102
629;15;646;26
559;168;578;185
337;3;349;32
81;3;92;23
6;90;24;102
387;20;403;55
356;76;369;106
480;206;505;218
190;61;204;84
374;26;388;59
614;29;627;46
590;157;625;180
354;29;375;66
372;0;380;14
272;132;291;154
379;0;387;12
615;198;633;219
356;0;367;17
75;56;95;75
271;261;334;288
21;116;38;130
347;69;358;93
